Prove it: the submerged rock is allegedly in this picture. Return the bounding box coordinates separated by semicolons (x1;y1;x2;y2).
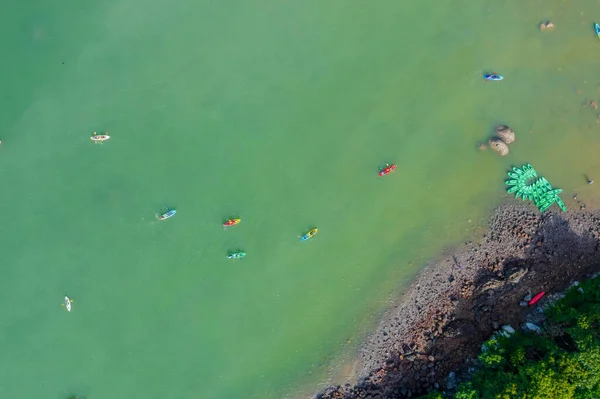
496;125;516;144
489;138;509;156
540;21;555;31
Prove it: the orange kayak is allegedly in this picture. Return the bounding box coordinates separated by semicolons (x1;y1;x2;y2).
378;164;397;176
223;218;241;227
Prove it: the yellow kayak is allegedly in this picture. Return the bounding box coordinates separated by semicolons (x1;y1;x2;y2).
301;228;318;241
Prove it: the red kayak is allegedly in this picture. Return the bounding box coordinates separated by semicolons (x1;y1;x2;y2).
528;291;545;306
378;164;397;177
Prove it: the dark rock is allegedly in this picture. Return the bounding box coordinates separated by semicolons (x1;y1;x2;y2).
447;372;457;390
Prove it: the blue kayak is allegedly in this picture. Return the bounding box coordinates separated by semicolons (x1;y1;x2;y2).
595;23;600;39
484;74;503;81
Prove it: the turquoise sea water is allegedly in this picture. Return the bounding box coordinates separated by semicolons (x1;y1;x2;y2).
3;0;600;398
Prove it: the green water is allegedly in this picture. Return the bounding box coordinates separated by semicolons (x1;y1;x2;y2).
3;0;600;398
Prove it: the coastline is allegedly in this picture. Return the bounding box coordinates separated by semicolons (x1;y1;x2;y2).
316;199;600;398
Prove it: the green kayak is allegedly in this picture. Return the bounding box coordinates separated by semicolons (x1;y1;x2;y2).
227;251;246;260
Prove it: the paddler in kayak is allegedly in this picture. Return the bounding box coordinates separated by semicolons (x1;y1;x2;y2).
158;207;176;221
300;227;318;241
223;218;241;228
378;163;397;176
483;73;503;81
61;296;74;312
227;251;246;260
90;131;110;143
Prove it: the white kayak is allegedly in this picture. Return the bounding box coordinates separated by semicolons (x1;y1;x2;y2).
64;296;72;312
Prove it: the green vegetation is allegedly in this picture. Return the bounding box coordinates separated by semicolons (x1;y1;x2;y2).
418;275;600;398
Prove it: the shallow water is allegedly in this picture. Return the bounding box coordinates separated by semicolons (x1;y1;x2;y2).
2;0;600;398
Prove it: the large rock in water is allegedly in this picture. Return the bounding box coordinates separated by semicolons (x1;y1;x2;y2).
496;125;516;144
489;138;509;156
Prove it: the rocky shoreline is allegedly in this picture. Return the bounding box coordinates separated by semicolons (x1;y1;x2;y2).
316;201;600;399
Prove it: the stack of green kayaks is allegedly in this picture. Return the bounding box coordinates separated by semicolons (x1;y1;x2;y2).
505;164;567;212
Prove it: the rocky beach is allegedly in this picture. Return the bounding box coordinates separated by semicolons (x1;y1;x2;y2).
317;200;600;399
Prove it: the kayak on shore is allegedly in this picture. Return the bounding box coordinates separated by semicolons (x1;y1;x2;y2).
301;228;318;241
528;291;545;306
378;164;397;177
158;207;176;221
223;218;241;227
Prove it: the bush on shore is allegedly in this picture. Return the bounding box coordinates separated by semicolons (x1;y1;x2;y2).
418;275;600;399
